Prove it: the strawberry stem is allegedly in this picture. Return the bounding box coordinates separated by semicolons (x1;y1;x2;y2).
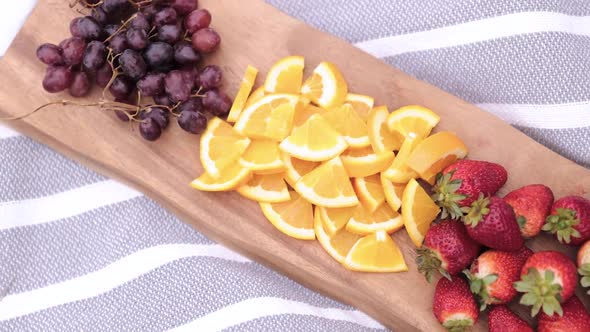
542;208;580;243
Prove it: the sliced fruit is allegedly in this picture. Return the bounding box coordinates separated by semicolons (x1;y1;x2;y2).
227;65;258;123
314;207;362;263
292;104;324;129
244;86;265;109
383;135;422;183
264;55;304;94
317;205;357;236
240;139;285;173
301;61;348;109
346;204;404;235
191;164;251;192
407;131;468;184
341;146;395;178
402;178;440;247
368;105;404;153
281;152;319;187
294;156;359;208
345;93;374;121
352;174;386;213
236;173;290;203
200;117;251;178
322;103;370;148
387;105;440;139
233;93;299;141
260;191;315;240
343;230;408;272
381;173;406;212
279;114;348;161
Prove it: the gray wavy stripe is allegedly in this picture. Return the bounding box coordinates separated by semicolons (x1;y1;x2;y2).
515;126;590;168
266;0;590;43
385;32;590;104
0;196;213;295
222;314;386;332
1;257;348;332
0;136;105;201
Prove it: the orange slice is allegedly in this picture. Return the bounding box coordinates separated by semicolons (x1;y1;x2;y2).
383;135;422;183
341;146;395;178
317;205;357;236
191;164;251;192
301;61;348;109
387;105;440;139
260;191;315;240
402;178;440;247
294;156;359;208
322;103;370;148
346;204;404;235
381;173;406;212
200;117;251;178
292;104;324;129
279;114;348;162
407;131;468;184
345;93;374;121
227;65;258;123
244;86;266;109
343;230;408;272
281;152;319;187
237;173;290;203
264;55;304;94
352;174;386;213
314;207;362;263
240;139;285;173
234;94;299;141
368;105;404;153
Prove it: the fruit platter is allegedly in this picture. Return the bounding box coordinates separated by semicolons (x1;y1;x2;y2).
1;0;589;331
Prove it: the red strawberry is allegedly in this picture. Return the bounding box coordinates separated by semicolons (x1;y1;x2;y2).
433;277;478;332
488;305;534;332
543;196;590;245
416;220;481;282
462;195;523;251
464;246;533;310
503;184;554;238
432;160;507;219
578;240;590;294
538;296;590;332
514;251;578;317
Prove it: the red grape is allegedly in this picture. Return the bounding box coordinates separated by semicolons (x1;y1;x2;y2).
102;0;130;13
203;89;231;117
91;7;108;25
70;16;103;41
108;34;128;54
119;49;147;80
131;13;151;32
141;107;169;129
178;110;207;134
178;98;203;113
173;41;200;64
69;71;91;97
36;43;64;66
103;24;121;36
153;94;174;107
172;0;198;15
184;9;211;34
42;66;73;93
126;27;149;51
199;65;222;90
143;42;174;68
82;41;106;72
109;76;133;99
95;62;113;88
60;37;86;66
158;24;182;44
137;73;165;96
191;28;220;53
139;117;162;141
153;8;177;27
164;70;192;103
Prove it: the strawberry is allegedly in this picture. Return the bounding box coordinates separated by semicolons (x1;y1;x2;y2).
488;305;534;332
577;240;590;294
514;251;578;317
432;160;507;219
543;195;590;245
462;195;523;251
503;184;554;238
433;276;478;332
416;220;481;282
538;295;590;332
464;246;533;310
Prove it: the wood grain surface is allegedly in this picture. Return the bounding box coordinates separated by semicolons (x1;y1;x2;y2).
1;1;589;330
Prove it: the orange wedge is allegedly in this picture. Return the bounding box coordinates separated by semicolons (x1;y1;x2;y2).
343;230;408;272
292;104;324;129
322;103;370;148
200;117;251;178
240;139;285;173
244;86;266;109
346;204;404;235
368;106;404;153
260;191;315;240
281;152;319;187
381;174;406;212
317;205;357;236
407;131;468;185
314;207;362;263
264;55;304;94
383;135;422;183
234;94;299;141
301;61;348;109
191;164;251;192
227;65;258;123
341;146;395;178
352;174;386;213
294;156;359;208
237;173;290;203
345;93;374;121
279;113;348;161
387;105;440;139
402;178;440;247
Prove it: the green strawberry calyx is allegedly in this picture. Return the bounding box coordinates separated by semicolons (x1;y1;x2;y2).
463;270;499;311
517;216;527;229
514;268;564;317
442;316;475;332
541;208;580;244
431;171;467;220
578;263;590;295
416;247;451;283
462;193;490;228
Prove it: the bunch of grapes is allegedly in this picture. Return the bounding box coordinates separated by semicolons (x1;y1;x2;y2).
35;0;230;141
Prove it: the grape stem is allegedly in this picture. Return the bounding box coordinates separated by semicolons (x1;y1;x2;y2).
103;13;139;43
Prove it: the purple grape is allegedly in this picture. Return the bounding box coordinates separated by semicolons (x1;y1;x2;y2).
102;0;130;13
164;70;192;103
153;94;174;107
158;24;182;44
95;62;113;88
143;42;174;67
199;65;222;90
92;7;109;25
126;27;148;50
82;41;106;72
178;110;207;134
136;73;165;96
131;13;151;32
178;98;203;113
153;7;177;27
70;16;103;41
59;37;86;66
179;65;197;92
140;107;169;129
42;66;73;93
119;49;147;80
114;110;130;122
173;41;200;64
69;71;91;97
172;0;198;15
139;117;162;141
191;28;220;53
109;75;133;99
103;24;121;36
141;6;159;20
36;43;64;66
203;89;231;117
108;34;128;54
184;9;211;34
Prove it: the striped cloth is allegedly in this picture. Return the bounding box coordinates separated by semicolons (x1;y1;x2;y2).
1;0;589;331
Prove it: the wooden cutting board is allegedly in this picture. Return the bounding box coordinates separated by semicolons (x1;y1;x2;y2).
1;0;589;330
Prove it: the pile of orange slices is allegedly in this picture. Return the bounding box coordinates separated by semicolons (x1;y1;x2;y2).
191;56;469;273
